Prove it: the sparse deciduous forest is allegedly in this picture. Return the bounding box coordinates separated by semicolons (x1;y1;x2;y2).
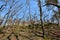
0;0;60;40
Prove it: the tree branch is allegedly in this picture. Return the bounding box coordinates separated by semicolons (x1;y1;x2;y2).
42;3;60;8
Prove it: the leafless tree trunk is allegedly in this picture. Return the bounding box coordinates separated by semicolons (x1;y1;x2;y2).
38;0;44;38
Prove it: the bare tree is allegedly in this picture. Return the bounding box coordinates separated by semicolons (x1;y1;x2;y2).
0;0;14;26
0;0;23;26
27;0;32;24
38;0;44;38
45;0;60;25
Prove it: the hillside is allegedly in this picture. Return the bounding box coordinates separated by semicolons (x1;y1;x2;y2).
0;24;60;40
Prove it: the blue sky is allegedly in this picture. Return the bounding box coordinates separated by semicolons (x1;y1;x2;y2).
0;0;59;21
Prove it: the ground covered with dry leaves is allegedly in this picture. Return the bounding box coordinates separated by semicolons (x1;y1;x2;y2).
0;24;60;40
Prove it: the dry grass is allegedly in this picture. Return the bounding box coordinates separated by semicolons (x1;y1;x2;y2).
0;24;60;40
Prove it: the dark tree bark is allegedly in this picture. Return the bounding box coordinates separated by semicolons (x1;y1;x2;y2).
38;0;44;38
